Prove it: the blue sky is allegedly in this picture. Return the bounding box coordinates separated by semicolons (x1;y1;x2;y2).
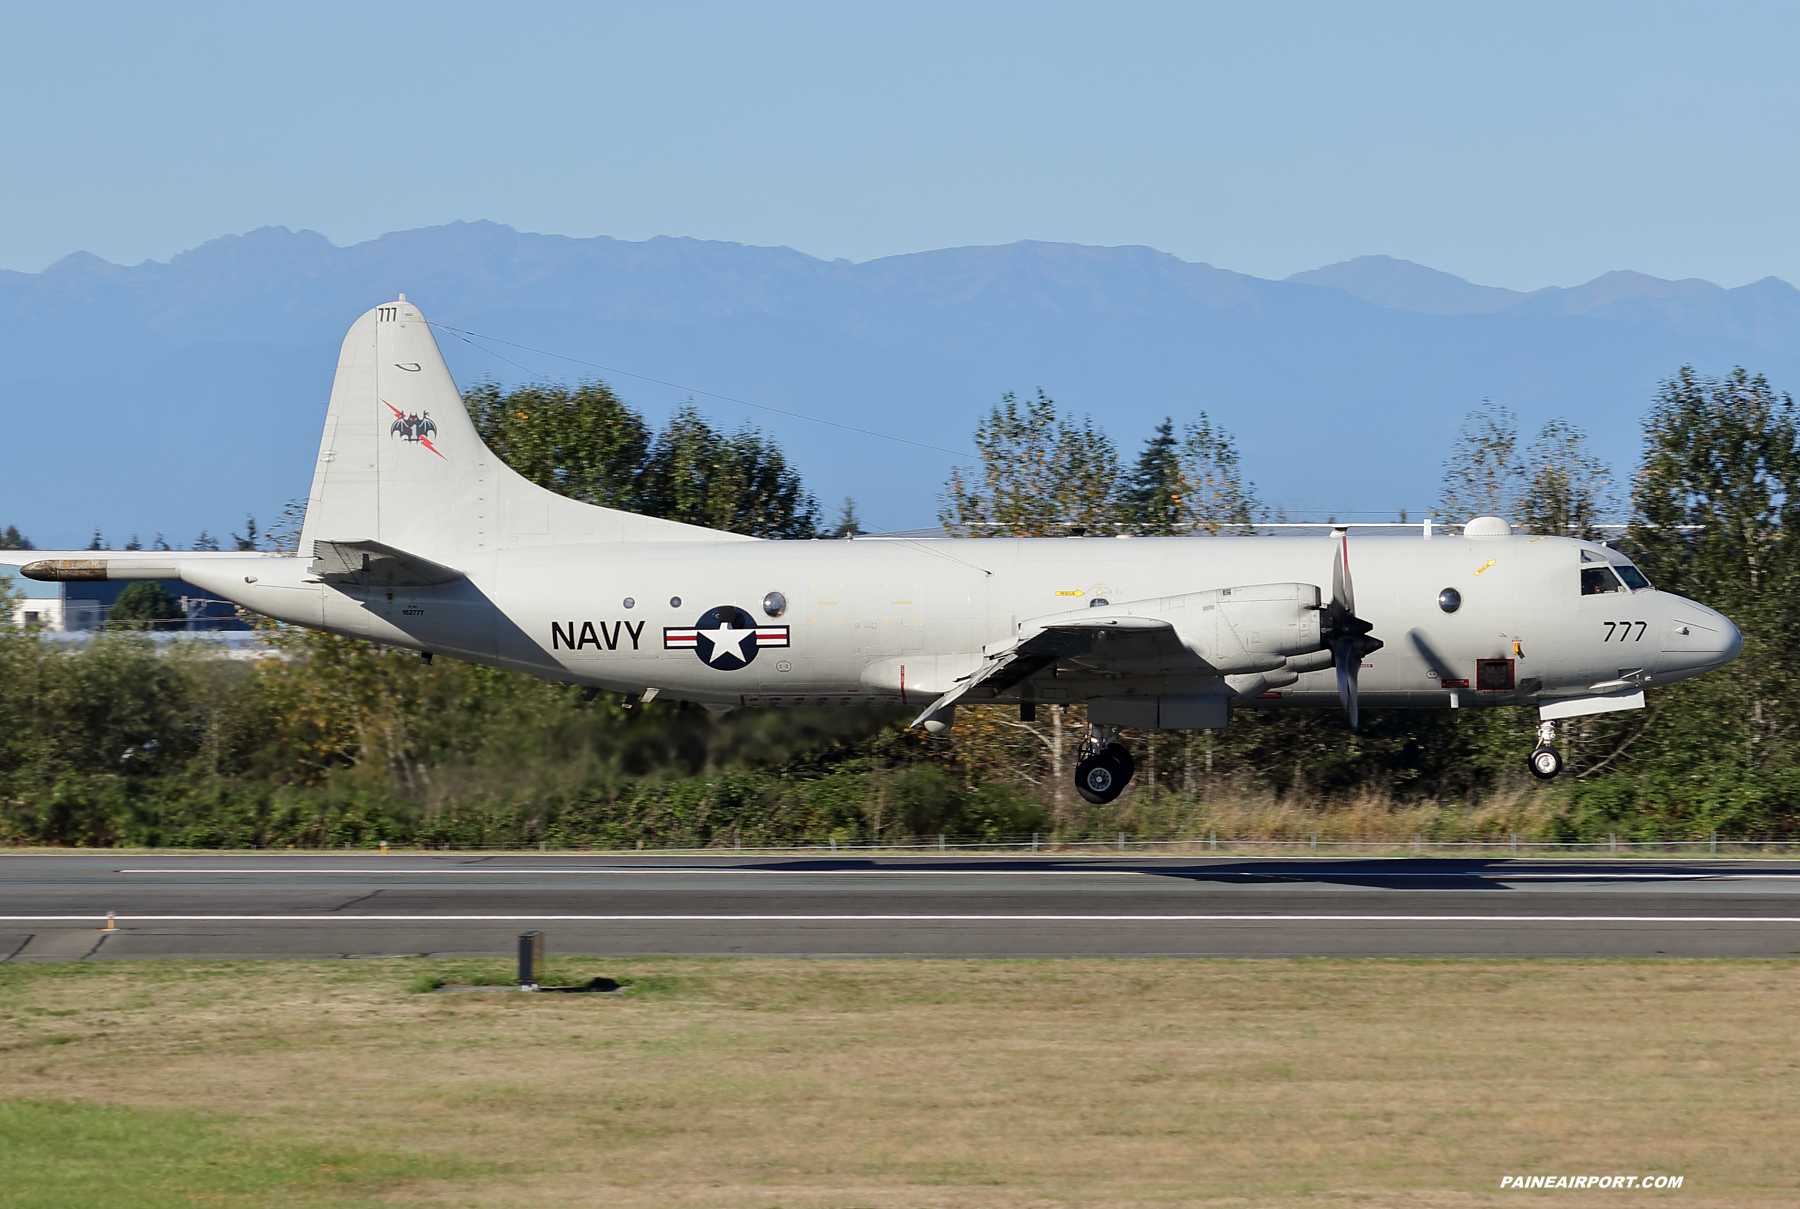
3;1;1797;289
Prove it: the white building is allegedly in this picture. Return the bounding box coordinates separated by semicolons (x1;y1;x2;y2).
14;595;70;629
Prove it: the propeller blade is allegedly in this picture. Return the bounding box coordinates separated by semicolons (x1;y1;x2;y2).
1326;527;1374;730
1337;651;1359;731
1332;527;1355;616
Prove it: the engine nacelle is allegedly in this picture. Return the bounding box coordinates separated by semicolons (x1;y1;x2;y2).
1013;582;1327;677
1165;582;1324;674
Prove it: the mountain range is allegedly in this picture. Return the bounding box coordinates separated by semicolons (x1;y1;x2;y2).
5;221;1800;548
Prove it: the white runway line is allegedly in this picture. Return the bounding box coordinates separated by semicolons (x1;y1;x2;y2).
5;914;1800;923
111;868;1152;877
107;868;1800;881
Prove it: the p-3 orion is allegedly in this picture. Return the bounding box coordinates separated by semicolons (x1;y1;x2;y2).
13;297;1743;803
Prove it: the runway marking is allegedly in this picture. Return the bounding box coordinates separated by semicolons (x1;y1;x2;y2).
111;868;1152;877
4;914;1800;923
106;868;1800;881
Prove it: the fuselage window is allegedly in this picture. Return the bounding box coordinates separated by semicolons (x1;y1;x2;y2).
1615;564;1652;591
1581;566;1625;596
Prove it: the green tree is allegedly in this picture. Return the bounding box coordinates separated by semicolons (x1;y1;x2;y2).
232;516;261;551
107;582;185;631
0;525;31;550
1627;367;1800;777
1179;414;1258;534
1517;418;1613;538
1121;419;1183;534
1548;366;1800;837
640;405;819;537
1439;400;1520;525
939;389;1119;536
1630;367;1800;613
466;380;650;509
829;498;863;538
1120;415;1257;535
267;499;307;555
467;383;815;538
0;572;21;629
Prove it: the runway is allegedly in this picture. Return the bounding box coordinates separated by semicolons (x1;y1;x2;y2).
5;852;1800;961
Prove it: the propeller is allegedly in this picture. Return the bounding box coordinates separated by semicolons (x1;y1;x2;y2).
1322;528;1384;729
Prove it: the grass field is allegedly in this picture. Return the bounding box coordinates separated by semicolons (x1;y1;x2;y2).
1;956;1795;1207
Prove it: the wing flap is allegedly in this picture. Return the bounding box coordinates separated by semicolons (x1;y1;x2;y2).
907;617;1179;727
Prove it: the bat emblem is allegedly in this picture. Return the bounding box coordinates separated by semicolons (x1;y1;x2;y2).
383;400;446;458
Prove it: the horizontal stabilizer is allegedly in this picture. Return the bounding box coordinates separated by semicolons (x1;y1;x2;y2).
309;539;463;587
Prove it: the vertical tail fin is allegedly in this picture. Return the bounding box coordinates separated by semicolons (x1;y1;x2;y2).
297;297;740;564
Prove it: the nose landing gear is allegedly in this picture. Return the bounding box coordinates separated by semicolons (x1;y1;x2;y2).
1528;719;1562;780
1075;724;1136;804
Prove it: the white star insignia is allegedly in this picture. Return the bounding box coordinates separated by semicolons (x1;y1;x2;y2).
698;622;756;664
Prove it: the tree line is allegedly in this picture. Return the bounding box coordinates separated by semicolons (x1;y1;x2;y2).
465;383;829;538
2;367;1797;847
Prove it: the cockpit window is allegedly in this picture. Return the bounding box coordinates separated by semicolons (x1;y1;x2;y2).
1581;565;1625;595
1615;563;1652;591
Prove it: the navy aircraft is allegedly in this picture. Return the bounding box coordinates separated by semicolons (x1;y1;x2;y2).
13;298;1743;803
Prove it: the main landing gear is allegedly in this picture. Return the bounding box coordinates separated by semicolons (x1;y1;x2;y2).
1528;719;1563;780
1075;724;1136;804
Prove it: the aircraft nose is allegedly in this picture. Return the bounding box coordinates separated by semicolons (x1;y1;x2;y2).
1719;613;1744;665
1658;596;1742;675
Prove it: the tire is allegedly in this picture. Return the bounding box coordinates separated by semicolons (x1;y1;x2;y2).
1103;743;1135;784
1528;746;1562;780
1075;751;1126;804
1075;746;1135;805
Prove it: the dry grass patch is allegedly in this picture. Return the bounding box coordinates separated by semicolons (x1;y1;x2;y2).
1;957;1796;1207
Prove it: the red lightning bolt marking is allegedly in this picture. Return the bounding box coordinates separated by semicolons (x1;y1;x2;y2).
382;399;447;459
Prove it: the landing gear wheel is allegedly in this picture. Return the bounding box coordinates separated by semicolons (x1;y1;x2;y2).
1102;742;1134;784
1528;745;1563;780
1075;754;1123;804
1075;744;1136;804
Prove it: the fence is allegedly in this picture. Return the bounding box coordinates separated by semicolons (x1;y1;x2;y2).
258;832;1800;858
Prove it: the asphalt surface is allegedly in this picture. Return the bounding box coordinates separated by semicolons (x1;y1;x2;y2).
5;852;1800;961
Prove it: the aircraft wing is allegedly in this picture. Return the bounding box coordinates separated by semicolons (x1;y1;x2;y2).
908;582;1325;727
907;613;1173;726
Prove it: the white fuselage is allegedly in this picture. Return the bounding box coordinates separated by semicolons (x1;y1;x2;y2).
177;528;1740;717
